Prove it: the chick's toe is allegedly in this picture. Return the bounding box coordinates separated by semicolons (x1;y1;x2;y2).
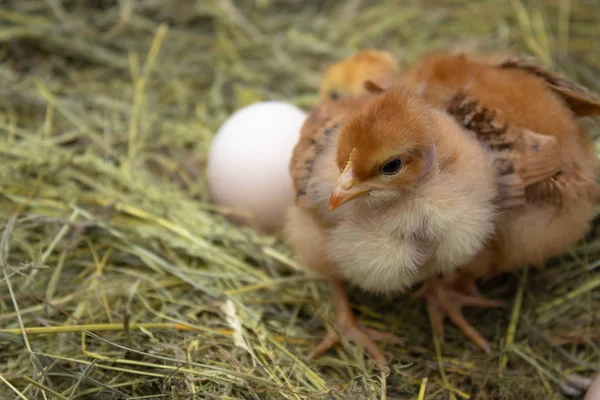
309;280;403;365
414;275;502;353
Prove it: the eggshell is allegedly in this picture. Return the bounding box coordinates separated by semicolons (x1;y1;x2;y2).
207;101;307;233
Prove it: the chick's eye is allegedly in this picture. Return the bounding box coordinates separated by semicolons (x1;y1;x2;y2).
329;91;340;100
380;158;403;175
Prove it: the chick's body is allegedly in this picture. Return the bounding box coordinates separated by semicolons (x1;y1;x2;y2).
398;51;599;275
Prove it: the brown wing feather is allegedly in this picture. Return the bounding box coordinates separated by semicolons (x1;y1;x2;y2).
292;119;342;208
448;92;563;209
496;56;600;117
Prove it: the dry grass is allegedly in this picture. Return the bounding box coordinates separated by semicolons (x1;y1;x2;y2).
0;1;599;399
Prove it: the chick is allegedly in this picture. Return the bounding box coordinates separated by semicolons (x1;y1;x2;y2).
287;51;600;363
391;51;600;352
285;86;499;364
319;49;400;102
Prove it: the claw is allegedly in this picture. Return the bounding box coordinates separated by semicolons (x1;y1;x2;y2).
309;280;403;365
415;274;502;352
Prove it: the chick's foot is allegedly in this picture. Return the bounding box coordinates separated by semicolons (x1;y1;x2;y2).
309;279;403;365
414;274;502;353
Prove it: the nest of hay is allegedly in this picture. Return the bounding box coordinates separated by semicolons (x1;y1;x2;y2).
1;1;599;399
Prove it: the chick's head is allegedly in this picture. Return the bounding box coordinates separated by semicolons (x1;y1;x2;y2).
320;50;400;101
330;86;437;211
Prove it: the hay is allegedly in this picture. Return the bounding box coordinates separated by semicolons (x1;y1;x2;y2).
0;0;599;398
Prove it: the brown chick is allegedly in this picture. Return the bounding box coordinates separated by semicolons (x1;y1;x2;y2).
319;49;400;102
285;86;500;364
387;50;600;352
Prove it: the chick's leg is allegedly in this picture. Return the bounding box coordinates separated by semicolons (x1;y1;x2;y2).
414;273;502;353
310;279;403;365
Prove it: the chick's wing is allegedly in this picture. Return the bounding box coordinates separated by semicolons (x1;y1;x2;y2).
448;92;562;208
290;97;368;210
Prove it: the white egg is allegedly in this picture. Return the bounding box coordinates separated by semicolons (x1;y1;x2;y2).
207;101;307;233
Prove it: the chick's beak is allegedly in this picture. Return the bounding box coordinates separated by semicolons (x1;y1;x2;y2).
329;165;370;211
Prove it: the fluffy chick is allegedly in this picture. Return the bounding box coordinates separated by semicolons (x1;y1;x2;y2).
319;50;400;101
288;50;600;363
391;50;600;352
285;86;499;364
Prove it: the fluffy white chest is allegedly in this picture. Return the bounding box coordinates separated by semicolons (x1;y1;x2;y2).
326;175;496;294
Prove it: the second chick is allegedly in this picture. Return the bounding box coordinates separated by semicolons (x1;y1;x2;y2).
319;49;400;102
